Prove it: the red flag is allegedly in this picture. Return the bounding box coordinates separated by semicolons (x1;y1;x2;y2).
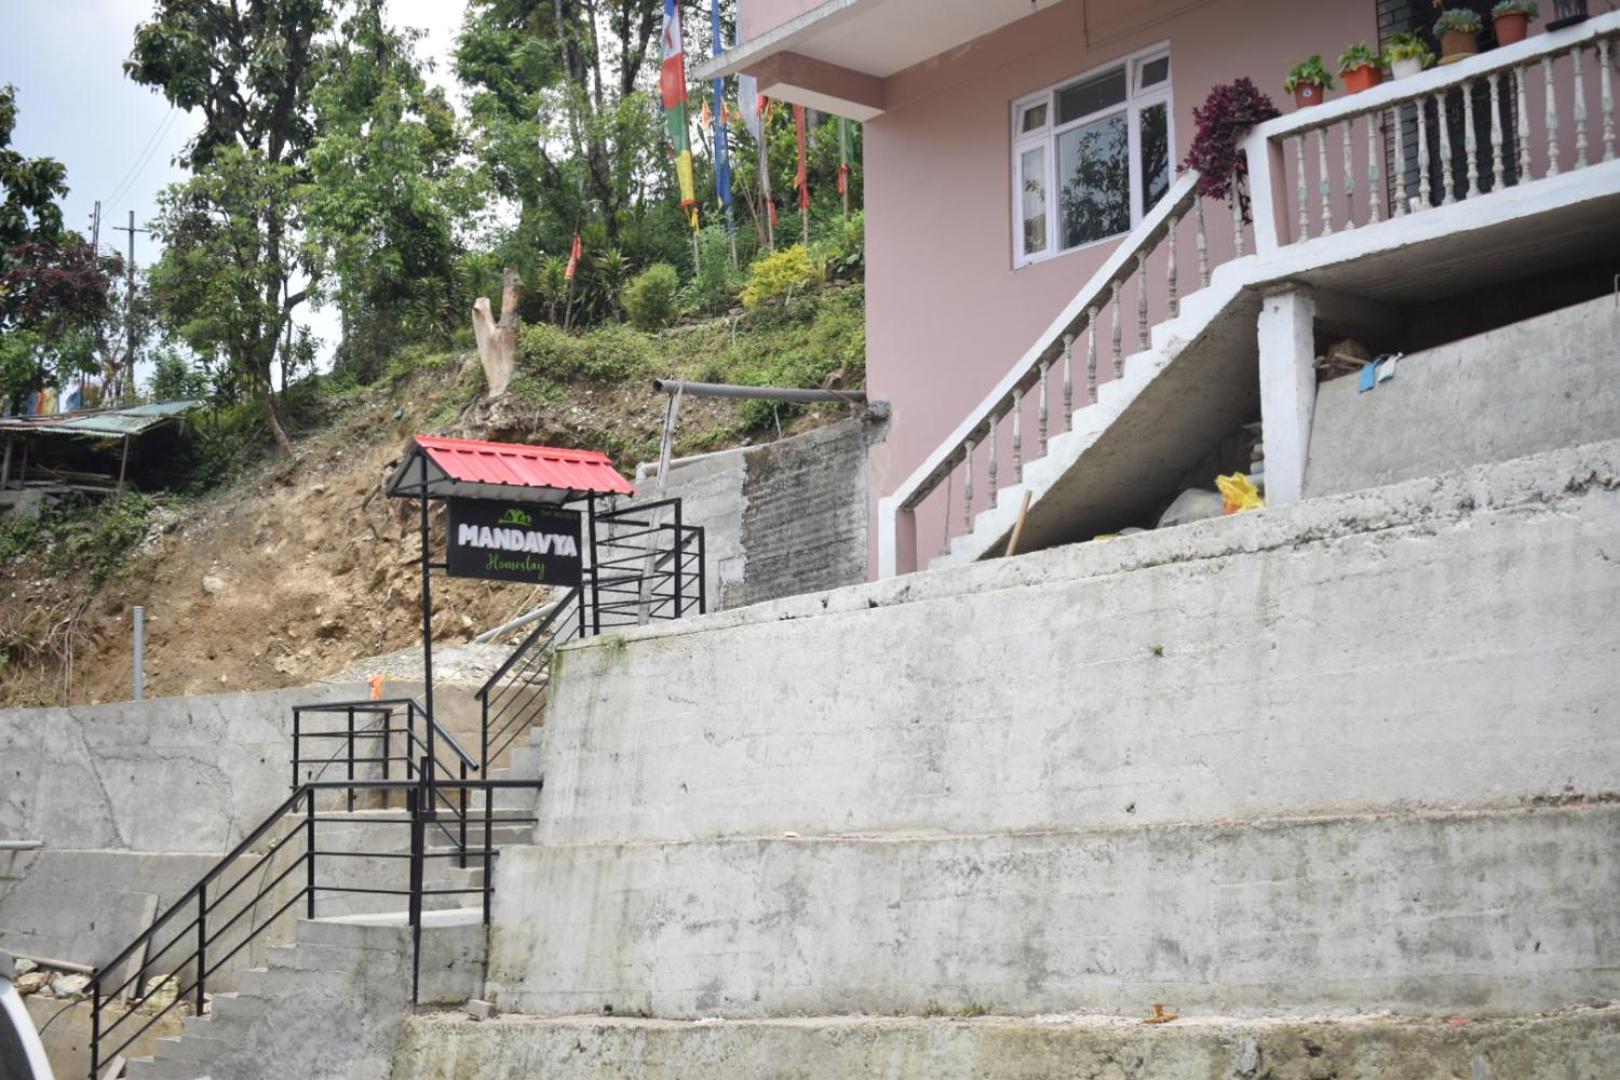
794;105;810;210
565;233;582;281
768;198;778;228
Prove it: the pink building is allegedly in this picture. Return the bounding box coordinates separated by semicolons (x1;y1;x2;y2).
699;1;1620;577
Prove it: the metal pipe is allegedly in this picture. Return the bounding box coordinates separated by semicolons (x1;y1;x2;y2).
132;605;145;701
0;840;44;851
650;378;867;405
471;600;562;644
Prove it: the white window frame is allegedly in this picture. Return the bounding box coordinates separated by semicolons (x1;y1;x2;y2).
1011;43;1174;269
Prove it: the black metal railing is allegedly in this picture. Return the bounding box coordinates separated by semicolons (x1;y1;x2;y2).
84;767;542;1078
476;588;583;771
292;697;479;864
588;497;706;633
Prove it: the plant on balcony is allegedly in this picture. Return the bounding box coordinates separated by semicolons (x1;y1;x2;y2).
1385;32;1437;78
1491;1;1539;44
1433;8;1484;62
1283;56;1335;108
1181;78;1281;221
1337;43;1385;93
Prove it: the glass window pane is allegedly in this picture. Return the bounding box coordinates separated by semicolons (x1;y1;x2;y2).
1057;111;1129;248
1138;56;1170;90
1140;102;1170;209
1020;146;1048;256
1020;102;1048;133
1056;68;1126;125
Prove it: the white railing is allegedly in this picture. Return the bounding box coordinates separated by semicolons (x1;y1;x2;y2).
880;11;1619;578
1244;11;1617;253
879;170;1248;575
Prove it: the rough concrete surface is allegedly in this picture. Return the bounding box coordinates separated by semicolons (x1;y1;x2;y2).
1306;294;1620;499
486;804;1620;1020
637;417;870;611
392;1005;1620;1080
539;439;1620;848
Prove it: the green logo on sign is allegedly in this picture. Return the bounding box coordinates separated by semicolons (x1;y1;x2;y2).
497;507;533;527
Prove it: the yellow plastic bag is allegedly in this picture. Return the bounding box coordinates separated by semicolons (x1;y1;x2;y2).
1217;473;1264;515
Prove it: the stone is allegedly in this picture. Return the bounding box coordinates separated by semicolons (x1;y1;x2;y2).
14;972;47;995
202;575;227;595
54;972;90;997
464;999;498;1021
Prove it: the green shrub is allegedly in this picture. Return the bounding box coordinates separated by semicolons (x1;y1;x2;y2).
681;225;745;315
622;263;681;330
740;245;824;309
1;493;154;586
815;211;865;280
517;321;657;383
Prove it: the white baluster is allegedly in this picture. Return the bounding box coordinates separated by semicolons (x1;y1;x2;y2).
1436;93;1457;204
987;414;998;509
1601;38;1616;162
1488;72;1505;191
1341;120;1356;227
1393;106;1409;216
962;439;974;534
1061;332;1074;432
1110;280;1123;379
1011;387;1023;483
1037;359;1050;456
1230;171;1245;256
1166;211;1180;316
1194;196;1210;285
1366;111;1383;223
1516;64;1532;182
1293;134;1310;239
1135;251;1149;350
1572;44;1588;169
1417;97;1432;208
1545;55;1561;176
1462;79;1479;198
1085;307;1099;404
1315;128;1333;234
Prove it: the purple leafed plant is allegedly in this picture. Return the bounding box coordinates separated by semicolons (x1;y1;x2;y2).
1181;78;1281;221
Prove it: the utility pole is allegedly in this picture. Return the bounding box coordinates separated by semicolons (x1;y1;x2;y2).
112;211;149;401
90;201;101;253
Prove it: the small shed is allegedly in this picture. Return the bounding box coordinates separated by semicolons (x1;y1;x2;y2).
0;400;205;516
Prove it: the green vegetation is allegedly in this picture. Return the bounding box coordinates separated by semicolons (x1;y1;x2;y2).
0;493;152;586
622;264;681;331
1283;56;1336;94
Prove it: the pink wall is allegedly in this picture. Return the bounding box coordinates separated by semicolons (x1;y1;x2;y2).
740;0;826;43
861;0;1377;571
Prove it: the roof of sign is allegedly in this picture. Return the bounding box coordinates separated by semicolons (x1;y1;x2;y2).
385;435;636;504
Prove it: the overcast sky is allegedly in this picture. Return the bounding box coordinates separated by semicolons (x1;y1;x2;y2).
0;0;468;377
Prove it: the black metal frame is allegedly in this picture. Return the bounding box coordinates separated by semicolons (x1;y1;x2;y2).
84;769;543;1078
588;497;706;633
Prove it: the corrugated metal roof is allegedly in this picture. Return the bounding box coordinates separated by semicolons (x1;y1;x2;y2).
0;399;204;439
385;435;635;503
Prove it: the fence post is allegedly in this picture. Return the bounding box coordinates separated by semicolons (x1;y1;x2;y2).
91;977;101;1079
291;708;301;791
458;760;468;870
346;706;356;813
587;494;602;636
195;882;207;1015
696;527;707;615
132;605;145;701
409;758;427;1005
305;788;316;919
673;500;684;618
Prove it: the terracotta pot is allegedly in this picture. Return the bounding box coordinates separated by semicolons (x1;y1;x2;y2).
1494;11;1530;44
1293;82;1325;108
1343;64;1383;93
1439;27;1479;63
1391;57;1426;79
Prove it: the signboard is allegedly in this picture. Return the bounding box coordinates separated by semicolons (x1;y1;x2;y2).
446;498;583;586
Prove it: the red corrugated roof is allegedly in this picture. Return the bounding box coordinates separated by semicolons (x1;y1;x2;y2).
413;435;635;496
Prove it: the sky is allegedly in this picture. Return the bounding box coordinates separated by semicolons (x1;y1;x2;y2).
0;0;468;381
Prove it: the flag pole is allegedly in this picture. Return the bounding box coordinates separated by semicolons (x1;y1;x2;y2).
711;0;738;268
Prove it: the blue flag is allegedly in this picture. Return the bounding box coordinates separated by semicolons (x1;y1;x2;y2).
711;0;735;232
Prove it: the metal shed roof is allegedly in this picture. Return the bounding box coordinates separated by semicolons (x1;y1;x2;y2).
385;435;636;504
0;399;204;439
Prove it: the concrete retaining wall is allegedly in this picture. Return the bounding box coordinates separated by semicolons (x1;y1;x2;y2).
393;1006;1620;1080
538;439;1620;848
486;805;1620;1019
1304;294;1620;499
637;417;871;610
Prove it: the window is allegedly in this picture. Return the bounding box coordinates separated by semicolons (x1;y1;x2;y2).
1012;48;1172;266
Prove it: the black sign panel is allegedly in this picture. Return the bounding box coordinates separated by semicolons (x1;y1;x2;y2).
446;498;583;586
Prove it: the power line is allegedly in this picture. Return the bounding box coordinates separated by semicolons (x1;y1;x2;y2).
103;107;179;211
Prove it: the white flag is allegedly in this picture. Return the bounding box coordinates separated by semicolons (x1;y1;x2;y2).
738;73;761;139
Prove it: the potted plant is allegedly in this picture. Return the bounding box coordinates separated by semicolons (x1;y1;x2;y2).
1182;79;1281;222
1337;43;1384;93
1492;1;1538;43
1385;32;1436;78
1434;8;1483;63
1283;56;1334;108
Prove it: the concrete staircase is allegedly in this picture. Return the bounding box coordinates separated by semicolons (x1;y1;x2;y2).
125;909;485;1080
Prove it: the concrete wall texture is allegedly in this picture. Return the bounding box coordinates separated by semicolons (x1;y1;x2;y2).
1306;294;1620;499
484;438;1620;1021
638;418;870;610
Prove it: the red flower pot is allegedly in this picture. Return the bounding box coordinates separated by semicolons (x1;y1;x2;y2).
1494;12;1529;44
1439;28;1479;63
1293;82;1325;108
1343;64;1383;93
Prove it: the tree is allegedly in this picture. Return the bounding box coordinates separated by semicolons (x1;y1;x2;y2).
0;84;67;257
128;0;334;455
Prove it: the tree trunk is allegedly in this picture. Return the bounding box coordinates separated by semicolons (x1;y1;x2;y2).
259;379;294;457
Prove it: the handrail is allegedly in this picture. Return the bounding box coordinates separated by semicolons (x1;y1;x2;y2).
476;589;580;700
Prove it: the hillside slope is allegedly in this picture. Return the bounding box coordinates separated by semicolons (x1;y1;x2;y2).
0;288;864;707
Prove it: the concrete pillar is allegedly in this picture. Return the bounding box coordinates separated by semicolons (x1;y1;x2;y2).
1257;287;1317;506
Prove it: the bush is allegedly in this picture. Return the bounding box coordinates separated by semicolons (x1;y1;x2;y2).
517;321;656;383
740;245;824;309
681;225;746;315
816;211;865;281
622;263;680;330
